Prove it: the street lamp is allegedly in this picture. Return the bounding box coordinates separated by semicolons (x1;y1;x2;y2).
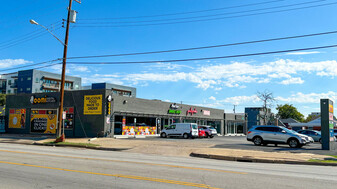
30;0;80;142
29;19;66;46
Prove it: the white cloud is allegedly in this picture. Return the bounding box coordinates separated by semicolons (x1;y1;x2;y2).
71;65;90;72
209;96;216;101
286;51;321;55
279;77;304;85
276;91;337;103
80;59;337;90
148;63;193;70
0;59;32;69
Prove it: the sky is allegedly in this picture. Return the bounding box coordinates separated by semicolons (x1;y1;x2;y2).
1;0;337;117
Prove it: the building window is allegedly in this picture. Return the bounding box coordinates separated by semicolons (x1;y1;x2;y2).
36;78;39;83
27;77;31;81
7;90;11;94
75;85;79;89
20;88;23;91
8;80;11;85
27;88;31;91
21;78;23;81
35;88;38;93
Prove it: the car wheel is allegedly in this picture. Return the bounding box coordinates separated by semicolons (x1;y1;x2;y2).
288;138;300;148
263;143;268;146
210;135;214;138
160;132;167;138
319;138;322;144
183;133;189;139
205;133;209;138
253;136;263;146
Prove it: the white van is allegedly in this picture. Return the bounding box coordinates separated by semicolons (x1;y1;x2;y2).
160;123;198;139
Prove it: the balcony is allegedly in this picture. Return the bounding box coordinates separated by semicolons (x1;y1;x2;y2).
42;83;73;90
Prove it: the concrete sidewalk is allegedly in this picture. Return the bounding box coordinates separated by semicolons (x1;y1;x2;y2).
0;135;336;165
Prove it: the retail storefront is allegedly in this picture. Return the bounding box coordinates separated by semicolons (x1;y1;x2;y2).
110;96;224;136
224;113;247;136
5;89;224;137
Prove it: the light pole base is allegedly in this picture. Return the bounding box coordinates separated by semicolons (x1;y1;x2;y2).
55;134;66;143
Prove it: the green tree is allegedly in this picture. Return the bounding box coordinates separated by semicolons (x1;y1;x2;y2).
304;114;320;123
276;104;304;122
0;94;5;106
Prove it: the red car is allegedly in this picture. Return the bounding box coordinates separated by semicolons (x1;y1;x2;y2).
198;128;206;138
198;126;214;138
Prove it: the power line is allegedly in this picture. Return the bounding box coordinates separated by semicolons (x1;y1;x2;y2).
0;26;63;51
66;44;337;65
76;0;324;25
0;59;61;73
78;0;285;20
0;21;62;46
75;1;337;27
66;29;337;60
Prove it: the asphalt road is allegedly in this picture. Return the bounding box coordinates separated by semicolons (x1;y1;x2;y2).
133;136;337;155
0;143;337;189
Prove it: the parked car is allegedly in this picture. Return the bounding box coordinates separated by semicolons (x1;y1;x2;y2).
198;128;206;138
297;130;322;143
198;126;214;138
202;125;218;136
247;125;314;148
160;123;198;139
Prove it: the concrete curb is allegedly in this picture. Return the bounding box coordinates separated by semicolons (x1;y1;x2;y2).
190;153;337;166
32;142;131;151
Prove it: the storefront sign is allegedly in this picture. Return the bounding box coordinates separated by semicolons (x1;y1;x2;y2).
168;109;181;114
329;104;334;113
9;109;26;129
30;109;57;134
30;96;56;104
202;110;210;116
63;107;74;130
187;108;197;115
84;95;102;115
170;103;179;109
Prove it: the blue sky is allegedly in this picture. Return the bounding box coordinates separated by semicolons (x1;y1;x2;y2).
1;0;337;117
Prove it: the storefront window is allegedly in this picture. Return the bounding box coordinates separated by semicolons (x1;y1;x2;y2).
116;116;157;135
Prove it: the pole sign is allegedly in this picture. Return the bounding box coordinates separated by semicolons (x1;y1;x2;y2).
320;99;336;150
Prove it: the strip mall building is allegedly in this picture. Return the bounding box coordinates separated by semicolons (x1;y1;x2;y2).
5;89;225;137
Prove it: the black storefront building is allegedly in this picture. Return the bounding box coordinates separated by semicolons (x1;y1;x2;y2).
5;89;224;137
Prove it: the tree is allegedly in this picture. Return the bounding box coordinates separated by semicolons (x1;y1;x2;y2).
304;114;320;123
276;104;304;122
0;94;5;106
257;90;275;124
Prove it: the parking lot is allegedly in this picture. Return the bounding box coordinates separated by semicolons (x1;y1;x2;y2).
127;136;337;156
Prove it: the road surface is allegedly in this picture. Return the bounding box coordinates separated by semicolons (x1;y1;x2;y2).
0;143;336;189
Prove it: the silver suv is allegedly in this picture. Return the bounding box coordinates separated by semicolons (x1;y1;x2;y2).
247;125;314;148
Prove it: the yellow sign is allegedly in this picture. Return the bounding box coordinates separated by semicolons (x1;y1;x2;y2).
329;104;334;113
30;110;57;134
84;95;102;115
9;109;26;129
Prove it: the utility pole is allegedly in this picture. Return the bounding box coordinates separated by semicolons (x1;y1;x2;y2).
233;105;236;113
56;0;81;140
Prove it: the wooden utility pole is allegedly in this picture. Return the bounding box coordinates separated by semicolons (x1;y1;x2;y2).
56;0;80;140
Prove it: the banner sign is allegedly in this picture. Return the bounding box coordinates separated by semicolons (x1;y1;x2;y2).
9;109;26;129
30;109;57;134
84;95;102;115
202;110;210;116
63;107;74;130
122;126;156;135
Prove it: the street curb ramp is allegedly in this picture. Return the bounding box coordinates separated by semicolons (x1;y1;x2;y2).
190;152;337;167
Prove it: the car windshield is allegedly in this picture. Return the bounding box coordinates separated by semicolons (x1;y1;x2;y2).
282;128;298;134
191;124;198;129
